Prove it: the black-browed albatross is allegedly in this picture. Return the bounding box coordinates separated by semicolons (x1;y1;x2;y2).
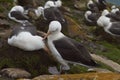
111;5;119;14
8;5;29;24
44;0;62;9
35;5;65;23
8;21;49;51
44;21;98;67
97;12;120;36
95;0;107;11
34;6;67;31
84;10;101;26
87;0;99;12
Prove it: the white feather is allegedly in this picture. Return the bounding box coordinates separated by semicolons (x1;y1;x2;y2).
44;1;55;9
54;0;62;7
8;32;45;51
84;11;92;22
35;6;44;17
97;15;110;27
87;0;94;9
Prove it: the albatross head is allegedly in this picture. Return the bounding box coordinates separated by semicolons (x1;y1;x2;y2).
97;0;106;5
48;20;62;34
102;9;109;16
88;0;93;4
35;6;44;17
43;21;62;39
85;11;92;16
10;5;24;13
44;1;55;9
111;5;116;9
54;0;62;7
84;11;92;22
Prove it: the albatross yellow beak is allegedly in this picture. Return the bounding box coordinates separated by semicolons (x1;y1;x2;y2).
43;31;51;40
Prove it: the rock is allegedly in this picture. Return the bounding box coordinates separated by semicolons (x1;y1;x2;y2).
0;19;10;29
0;29;12;39
48;66;60;75
0;39;4;48
91;54;120;72
73;0;87;10
0;76;15;80
0;68;31;78
32;73;120;80
0;13;6;19
88;68;112;73
17;78;31;80
32;75;57;80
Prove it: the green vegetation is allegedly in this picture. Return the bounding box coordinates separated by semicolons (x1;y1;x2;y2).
0;0;13;12
0;0;13;3
62;0;74;9
68;64;88;74
96;41;120;64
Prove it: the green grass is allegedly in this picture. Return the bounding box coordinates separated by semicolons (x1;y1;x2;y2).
0;58;15;68
96;41;120;64
0;0;13;12
68;64;88;74
0;6;5;12
62;0;75;9
0;0;13;3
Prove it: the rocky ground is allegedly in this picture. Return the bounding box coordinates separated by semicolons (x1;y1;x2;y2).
0;0;120;80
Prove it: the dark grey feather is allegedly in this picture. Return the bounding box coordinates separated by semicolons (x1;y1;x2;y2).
53;37;97;67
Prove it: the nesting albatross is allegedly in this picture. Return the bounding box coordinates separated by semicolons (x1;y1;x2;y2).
97;13;120;36
95;0;107;11
44;21;98;67
87;0;99;12
8;5;29;23
35;4;65;24
34;6;67;32
84;10;100;26
44;0;62;9
8;21;49;51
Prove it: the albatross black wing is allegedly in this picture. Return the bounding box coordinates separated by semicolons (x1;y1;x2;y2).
10;11;29;20
53;37;97;67
9;22;36;38
109;22;120;35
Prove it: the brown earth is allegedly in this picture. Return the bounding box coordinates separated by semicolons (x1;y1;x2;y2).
18;73;120;80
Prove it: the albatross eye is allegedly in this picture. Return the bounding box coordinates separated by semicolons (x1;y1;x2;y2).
52;28;58;32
